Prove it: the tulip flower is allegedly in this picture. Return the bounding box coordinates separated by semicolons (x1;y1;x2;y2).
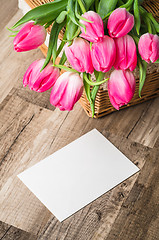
114;35;137;71
79;11;104;43
65;38;94;74
13;22;46;52
107;8;134;38
91;35;116;72
108;69;136;110
138;33;159;63
23;59;60;92
50;72;83;111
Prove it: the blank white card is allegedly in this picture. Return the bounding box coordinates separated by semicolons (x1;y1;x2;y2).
18;129;139;222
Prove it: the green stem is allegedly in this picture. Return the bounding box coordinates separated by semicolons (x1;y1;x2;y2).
77;0;86;13
84;72;108;86
90;72;105;117
54;65;79;73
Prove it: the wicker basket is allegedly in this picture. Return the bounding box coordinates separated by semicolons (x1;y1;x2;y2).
25;0;159;118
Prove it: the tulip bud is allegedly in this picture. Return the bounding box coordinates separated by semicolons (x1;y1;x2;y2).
108;69;136;110
65;38;94;74
79;11;104;43
114;35;137;71
107;8;134;38
50;72;83;111
23;59;60;92
91;35;116;72
13;22;46;52
138;33;159;63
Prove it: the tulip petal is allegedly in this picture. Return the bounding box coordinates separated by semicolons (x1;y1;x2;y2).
80;11;104;43
13;22;46;52
91;36;116;72
50;72;83;111
108;69;135;110
114;35;137;71
65;38;94;74
108;8;134;38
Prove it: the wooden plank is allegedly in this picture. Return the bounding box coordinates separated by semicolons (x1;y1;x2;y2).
0;0;18;30
0;221;10;239
0;94;151;237
100;146;159;240
127;97;159;148
0;95;69;234
38;132;149;240
1;224;36;240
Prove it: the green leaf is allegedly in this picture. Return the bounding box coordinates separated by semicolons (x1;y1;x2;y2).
91;71;105;110
52;21;66;65
103;0;134;19
59;51;67;65
56;11;68;24
138;58;147;97
44;21;53;29
84;0;96;10
139;6;159;33
56;34;66;58
134;0;141;35
77;0;86;13
75;0;93;22
41;20;65;71
154;59;159;63
11;0;67;29
90;72;105;117
67;0;86;31
98;0;118;19
7;27;19;33
65;17;80;41
55;64;79;72
83;77;94;117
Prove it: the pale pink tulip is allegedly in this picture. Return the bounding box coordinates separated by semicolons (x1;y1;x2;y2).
79;11;104;42
114;35;137;71
107;8;134;38
14;22;46;52
108;69;136;110
91;35;116;72
138;33;159;63
50;72;83;111
23;59;60;92
65;38;94;74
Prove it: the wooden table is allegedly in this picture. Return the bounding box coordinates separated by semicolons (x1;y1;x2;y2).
0;2;159;240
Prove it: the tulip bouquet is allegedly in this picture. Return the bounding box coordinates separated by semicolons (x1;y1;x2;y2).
9;0;159;117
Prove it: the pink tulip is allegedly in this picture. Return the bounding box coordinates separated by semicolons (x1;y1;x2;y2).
50;72;83;111
107;8;134;38
79;11;104;42
108;69;136;110
13;22;46;52
114;35;137;71
23;59;60;92
65;38;94;74
138;33;159;63
91;35;116;72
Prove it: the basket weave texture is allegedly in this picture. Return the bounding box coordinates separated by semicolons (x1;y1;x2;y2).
25;0;159;118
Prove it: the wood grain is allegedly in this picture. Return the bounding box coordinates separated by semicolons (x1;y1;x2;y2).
0;0;18;30
127;97;159;148
1;224;36;240
0;94;151;238
103;146;159;240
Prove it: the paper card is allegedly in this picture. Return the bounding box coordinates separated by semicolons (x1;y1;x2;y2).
18;129;139;222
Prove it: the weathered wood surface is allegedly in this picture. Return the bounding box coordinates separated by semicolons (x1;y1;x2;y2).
0;5;159;240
